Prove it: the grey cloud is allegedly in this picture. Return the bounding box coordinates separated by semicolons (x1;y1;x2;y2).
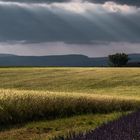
87;0;140;7
0;1;140;44
0;0;69;3
0;0;140;6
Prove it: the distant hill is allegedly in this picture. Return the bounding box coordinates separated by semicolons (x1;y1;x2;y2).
128;54;140;62
0;54;139;67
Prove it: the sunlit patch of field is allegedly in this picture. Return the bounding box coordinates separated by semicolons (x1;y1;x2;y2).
0;68;139;95
0;68;139;140
0;89;139;126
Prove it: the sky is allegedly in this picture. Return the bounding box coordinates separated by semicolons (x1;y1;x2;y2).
0;0;140;57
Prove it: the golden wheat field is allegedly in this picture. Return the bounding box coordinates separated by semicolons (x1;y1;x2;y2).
0;68;140;140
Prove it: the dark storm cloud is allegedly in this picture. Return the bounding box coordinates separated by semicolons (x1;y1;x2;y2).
0;0;140;56
0;1;140;44
1;0;140;6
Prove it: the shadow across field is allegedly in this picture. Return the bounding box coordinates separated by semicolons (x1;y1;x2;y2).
0;113;124;140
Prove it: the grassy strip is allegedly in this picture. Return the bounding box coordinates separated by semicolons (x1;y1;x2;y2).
60;111;140;140
0;112;124;140
0;89;139;126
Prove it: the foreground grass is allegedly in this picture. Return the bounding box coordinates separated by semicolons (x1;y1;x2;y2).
0;112;125;140
0;89;139;126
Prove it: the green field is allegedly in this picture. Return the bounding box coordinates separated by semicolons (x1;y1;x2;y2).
0;68;140;140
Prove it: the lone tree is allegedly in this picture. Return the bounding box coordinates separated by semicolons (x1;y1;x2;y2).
108;53;129;67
